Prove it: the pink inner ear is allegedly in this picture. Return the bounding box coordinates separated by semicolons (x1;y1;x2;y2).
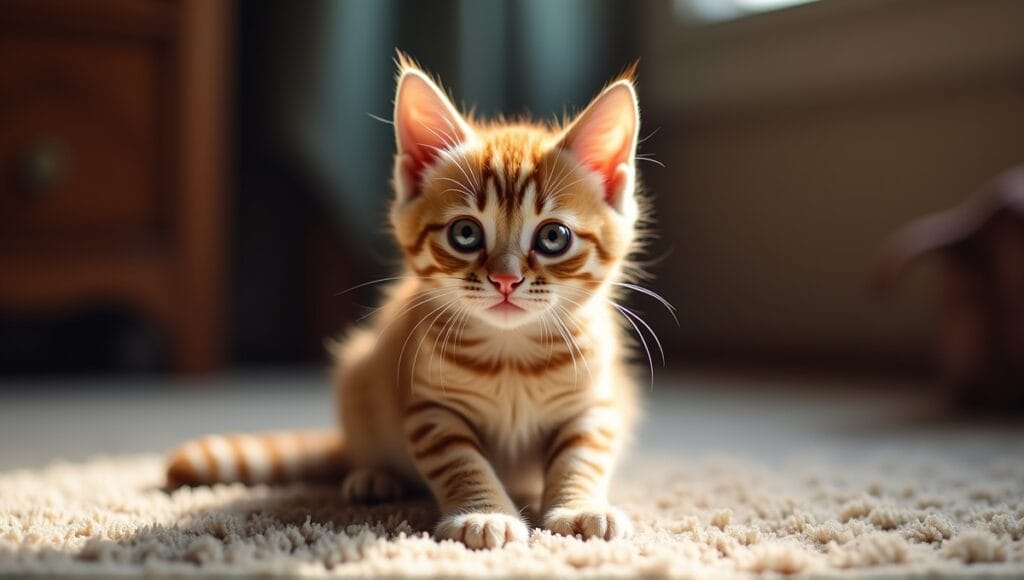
395;72;470;197
561;83;638;202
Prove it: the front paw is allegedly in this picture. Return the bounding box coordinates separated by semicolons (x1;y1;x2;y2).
436;512;529;549
543;505;633;540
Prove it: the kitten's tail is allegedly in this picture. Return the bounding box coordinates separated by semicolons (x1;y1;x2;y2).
165;430;348;489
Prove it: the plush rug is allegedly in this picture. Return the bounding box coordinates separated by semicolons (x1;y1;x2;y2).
0;454;1022;577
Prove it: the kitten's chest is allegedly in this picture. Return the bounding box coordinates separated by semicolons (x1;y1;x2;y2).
411;316;614;448
419;351;605;449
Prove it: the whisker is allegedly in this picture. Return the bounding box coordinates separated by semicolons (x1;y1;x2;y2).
635;154;665;168
610;302;656;390
397;297;461;394
545;281;664;390
553;303;593;384
367;112;394;126
336;275;460;296
608;282;678;325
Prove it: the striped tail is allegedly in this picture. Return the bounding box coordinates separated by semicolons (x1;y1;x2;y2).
165;430;348;489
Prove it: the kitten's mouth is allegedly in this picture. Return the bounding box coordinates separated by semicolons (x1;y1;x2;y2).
488;299;525;313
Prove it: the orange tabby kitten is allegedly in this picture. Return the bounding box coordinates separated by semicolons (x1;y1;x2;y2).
167;55;648;549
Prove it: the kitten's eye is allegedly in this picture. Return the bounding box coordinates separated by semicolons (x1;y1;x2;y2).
534;222;571;256
448;218;484;252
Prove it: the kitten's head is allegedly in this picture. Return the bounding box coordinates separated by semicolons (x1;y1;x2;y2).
390;55;643;330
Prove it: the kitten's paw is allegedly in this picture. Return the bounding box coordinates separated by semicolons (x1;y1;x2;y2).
543;505;633;540
436;512;529;549
340;468;403;503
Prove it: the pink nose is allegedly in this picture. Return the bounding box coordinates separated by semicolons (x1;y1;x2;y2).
488;273;523;295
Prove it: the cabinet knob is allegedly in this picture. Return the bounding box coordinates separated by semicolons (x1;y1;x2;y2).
16;138;71;198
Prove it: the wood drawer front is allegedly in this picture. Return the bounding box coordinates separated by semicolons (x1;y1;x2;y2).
0;35;161;239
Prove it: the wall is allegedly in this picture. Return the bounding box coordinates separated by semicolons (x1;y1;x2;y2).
641;0;1024;371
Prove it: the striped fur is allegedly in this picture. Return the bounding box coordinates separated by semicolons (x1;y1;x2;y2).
166;54;649;550
166;431;346;488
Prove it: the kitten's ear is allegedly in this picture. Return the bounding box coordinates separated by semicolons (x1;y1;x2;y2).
558;80;640;211
393;66;474;200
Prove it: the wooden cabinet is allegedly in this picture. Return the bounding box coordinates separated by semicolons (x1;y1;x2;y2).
0;0;230;373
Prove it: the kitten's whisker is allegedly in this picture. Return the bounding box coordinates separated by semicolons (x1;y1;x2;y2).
397;297;460;394
337;275;459;296
548;176;589;206
638;126;661;144
613;301;665;366
359;286;452;323
610;302;656;391
432;302;467;387
440;305;472;388
376;289;460;353
367;112;394;126
549;308;585;389
435;176;476;201
544;310;578;389
439;116;481;189
553;304;593;384
410;298;461;387
635;154;665;168
371;287;458;330
549;284;662;389
608;282;678;325
420;128;481;196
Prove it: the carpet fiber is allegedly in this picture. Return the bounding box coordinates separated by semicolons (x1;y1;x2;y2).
1;454;1022;577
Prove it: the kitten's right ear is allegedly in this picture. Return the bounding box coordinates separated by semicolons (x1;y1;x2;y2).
393;64;474;200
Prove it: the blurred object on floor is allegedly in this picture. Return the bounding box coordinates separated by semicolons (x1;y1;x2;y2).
0;0;230;375
873;164;1024;409
641;0;1024;374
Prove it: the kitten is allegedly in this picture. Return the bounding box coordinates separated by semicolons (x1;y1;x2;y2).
167;54;648;549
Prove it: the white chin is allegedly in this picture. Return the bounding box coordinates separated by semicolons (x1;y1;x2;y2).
476;307;536;330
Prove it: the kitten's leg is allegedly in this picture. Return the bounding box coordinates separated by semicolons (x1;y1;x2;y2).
404;402;528;549
541;406;632;540
340;467;404;503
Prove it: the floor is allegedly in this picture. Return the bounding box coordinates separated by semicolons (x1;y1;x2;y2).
1;368;1020;472
2;368;1022;576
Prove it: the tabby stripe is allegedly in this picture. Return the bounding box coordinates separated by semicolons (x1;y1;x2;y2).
576;458;607;477
409;423;437;444
404;400;448;418
166;445;206;487
545;433;612;472
411;264;443;277
413;434;483;459
543;389;580;406
227;437;252;483
429;240;470;272
546;249;591;276
441;468;482;489
425;457;469;479
206;436;239;481
404;223;446;255
426;384;492;405
440;348;584;376
264;435;287;480
575;230;613;263
404;401;477;434
274;433;302;479
236;435;271;483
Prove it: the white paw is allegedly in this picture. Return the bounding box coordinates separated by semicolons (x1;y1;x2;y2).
340;468;403;503
436;512;529;549
543;505;633;540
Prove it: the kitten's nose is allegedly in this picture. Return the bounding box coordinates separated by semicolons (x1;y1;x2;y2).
488;273;523;296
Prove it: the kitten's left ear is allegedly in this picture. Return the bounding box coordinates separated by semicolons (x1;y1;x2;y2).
558;80;640;211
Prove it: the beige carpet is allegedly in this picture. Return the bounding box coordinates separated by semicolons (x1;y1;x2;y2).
1;454;1022;577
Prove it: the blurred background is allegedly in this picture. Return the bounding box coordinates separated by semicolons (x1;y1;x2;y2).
2;0;1023;467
